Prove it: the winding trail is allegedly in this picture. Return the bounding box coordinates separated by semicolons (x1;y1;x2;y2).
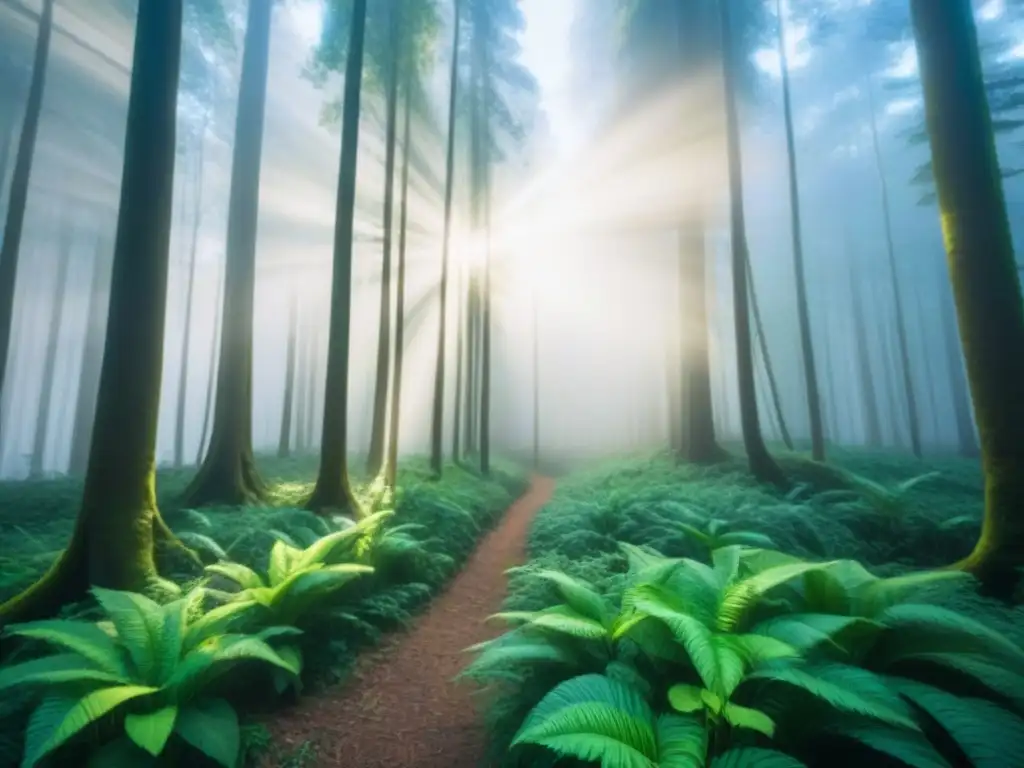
261;476;555;768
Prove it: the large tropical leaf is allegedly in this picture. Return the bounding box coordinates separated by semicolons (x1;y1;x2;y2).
90;589;166;682
712;748;806;767
174;697;240;767
125;704;178;756
531;570;611;625
491;606;610;641
2;620;128;676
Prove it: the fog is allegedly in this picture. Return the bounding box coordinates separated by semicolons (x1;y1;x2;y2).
0;0;1012;479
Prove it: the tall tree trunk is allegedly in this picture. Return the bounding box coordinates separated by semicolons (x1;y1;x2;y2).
306;0;367;513
69;237;113;475
719;0;787;488
866;78;922;458
385;80;414;488
936;257;978;456
746;252;793;450
777;0;824;461
30;223;73;478
480;171;492;475
294;309;309;453
186;0;273;505
0;0;183;624
0;0;55;448
849;257;883;447
452;269;464;463
0;112;16;208
304;325;319;451
910;0;1024;594
367;6;402;477
278;290;298;458
174;123;206;468
197;265;223;464
429;0;463;476
678;222;724;462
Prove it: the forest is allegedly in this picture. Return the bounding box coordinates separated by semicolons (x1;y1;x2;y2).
0;0;1022;766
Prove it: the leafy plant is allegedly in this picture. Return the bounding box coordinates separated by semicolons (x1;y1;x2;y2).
0;587;300;767
674;517;778;557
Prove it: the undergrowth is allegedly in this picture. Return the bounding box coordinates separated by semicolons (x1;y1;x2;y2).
0;453;527;767
466;449;1024;768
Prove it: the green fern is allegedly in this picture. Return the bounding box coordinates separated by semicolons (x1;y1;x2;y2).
0;587;300;766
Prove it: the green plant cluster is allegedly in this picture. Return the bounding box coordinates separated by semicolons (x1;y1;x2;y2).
0;458;527;767
463;452;1024;767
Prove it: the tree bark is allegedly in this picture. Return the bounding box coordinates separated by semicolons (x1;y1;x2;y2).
278;290;298;458
174;123;207;467
910;0;1024;595
366;6;402;478
306;0;367;514
0;0;55;449
777;0;825;461
185;0;273;506
0;0;184;625
69;237;113;475
746;252;793;450
294;310;309;452
30;222;74;478
429;0;463;476
936;258;979;457
719;0;787;489
197;265;222;465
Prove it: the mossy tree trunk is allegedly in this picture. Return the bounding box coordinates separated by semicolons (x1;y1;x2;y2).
936;259;979;457
70;237;113;475
0;0;54;449
30;221;73;478
429;0;463;477
174;124;207;468
719;0;787;489
777;0;824;461
0;0;184;626
866;79;922;459
305;0;367;514
277;290;298;458
385;77;413;488
910;0;1024;595
185;0;273;506
367;5;402;478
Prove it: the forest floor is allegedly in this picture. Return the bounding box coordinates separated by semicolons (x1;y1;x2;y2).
257;476;554;768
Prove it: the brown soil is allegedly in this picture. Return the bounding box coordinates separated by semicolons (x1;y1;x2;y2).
260;476;555;768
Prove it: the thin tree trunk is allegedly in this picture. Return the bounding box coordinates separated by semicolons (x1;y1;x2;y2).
746;252;793;450
294;310;309;452
305;0;367;513
429;0;463;476
30;223;74;477
911;0;1024;593
277;290;298;458
304;325;319;451
0;0;184;624
186;0;273;505
385;78;413;488
480;167;492;475
867;77;922;458
719;0;787;488
0;0;55;448
366;6;401;477
197;265;223;465
174;122;206;467
69;237;113;475
848;257;883;447
777;0;824;460
0;112;16;208
452;269;464;463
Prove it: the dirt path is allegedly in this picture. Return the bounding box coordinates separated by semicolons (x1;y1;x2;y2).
261;476;555;768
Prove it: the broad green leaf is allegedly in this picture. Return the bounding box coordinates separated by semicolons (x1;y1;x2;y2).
517;674;653;739
892;679;1024;767
296;510;393;569
0;653;128;690
267;539;305;586
174;698;239;767
890;651;1024;712
203;562;264;590
723;703;774;737
491;607;609;640
38;685;157;761
3;620;128;676
90;589;165;682
85;736;156;767
532;570;610;625
20;695;77;768
824;720;951;767
713;748;807;767
857;571;971;616
719;562;837;633
183;600;259;650
125;705;178;756
751;614;882;656
654;713;707;767
667;684;705;714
